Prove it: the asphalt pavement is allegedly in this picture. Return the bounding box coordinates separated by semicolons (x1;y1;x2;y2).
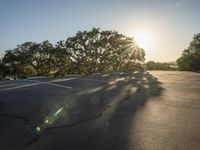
0;71;200;150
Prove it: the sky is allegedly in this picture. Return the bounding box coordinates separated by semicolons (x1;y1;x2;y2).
0;0;200;62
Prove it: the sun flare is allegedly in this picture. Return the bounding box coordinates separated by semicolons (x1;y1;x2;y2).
134;31;154;49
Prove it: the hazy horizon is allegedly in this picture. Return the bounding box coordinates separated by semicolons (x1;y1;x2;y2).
1;0;200;62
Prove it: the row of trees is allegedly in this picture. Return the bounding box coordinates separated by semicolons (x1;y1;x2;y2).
1;28;198;79
177;33;200;72
1;28;145;78
145;61;176;71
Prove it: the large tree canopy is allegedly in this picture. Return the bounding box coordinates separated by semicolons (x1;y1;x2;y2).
2;28;145;78
177;33;200;72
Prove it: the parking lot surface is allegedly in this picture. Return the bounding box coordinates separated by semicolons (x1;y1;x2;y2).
0;71;200;150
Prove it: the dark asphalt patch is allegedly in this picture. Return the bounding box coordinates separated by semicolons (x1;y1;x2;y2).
0;73;142;150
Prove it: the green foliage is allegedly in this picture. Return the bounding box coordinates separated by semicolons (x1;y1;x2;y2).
2;28;145;78
23;65;37;76
146;61;175;71
0;58;13;78
0;60;4;79
177;33;200;72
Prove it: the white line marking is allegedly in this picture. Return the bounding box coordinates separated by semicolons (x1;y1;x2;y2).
49;77;77;83
75;78;107;83
0;83;38;91
0;83;20;88
27;80;72;89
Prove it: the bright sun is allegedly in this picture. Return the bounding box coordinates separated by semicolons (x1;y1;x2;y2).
134;31;153;49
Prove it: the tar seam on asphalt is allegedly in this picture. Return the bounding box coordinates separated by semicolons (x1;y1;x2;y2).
23;87;139;150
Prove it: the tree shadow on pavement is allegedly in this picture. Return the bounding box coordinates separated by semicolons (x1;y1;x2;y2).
24;72;164;150
90;72;164;150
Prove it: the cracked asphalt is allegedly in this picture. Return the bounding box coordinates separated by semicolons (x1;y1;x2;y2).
0;71;200;150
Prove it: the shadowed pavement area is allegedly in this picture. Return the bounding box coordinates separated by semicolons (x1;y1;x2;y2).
0;71;200;150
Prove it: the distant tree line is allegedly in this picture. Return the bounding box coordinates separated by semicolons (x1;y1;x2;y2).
146;33;200;72
145;61;177;71
177;33;200;72
0;28;145;79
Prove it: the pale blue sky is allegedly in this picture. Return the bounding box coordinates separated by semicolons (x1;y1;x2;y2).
0;0;200;61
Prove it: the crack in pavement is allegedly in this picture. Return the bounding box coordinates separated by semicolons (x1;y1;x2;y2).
23;87;139;149
0;113;31;125
0;113;38;143
0;113;37;135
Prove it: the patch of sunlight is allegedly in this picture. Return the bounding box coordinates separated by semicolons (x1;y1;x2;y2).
106;85;117;91
78;87;103;95
109;77;126;85
144;84;150;89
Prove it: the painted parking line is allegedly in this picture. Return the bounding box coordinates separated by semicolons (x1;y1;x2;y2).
0;83;20;88
49;77;77;83
75;78;107;83
27;80;73;89
0;83;39;92
27;77;106;89
49;77;106;83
